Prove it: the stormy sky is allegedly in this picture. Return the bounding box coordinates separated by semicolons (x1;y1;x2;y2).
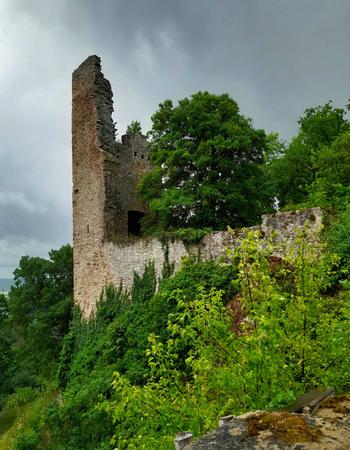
1;0;350;277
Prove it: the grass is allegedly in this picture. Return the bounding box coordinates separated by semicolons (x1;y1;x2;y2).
0;404;29;450
0;387;58;450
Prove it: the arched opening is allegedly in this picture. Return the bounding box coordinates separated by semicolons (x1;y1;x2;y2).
128;210;145;236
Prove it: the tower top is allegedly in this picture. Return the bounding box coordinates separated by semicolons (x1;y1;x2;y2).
73;55;101;78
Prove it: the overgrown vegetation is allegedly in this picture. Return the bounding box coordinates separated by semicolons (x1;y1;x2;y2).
1;230;348;449
1;94;350;449
98;231;349;448
0;258;236;449
148;227;213;246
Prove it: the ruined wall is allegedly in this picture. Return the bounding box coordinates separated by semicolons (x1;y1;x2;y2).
104;208;324;301
117;133;150;237
261;208;324;255
72;56;324;318
72;56;112;315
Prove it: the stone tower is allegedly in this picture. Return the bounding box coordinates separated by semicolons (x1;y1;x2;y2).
72;55;149;316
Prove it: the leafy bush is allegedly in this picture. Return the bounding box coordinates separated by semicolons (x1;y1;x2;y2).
14;429;39;450
5;388;37;409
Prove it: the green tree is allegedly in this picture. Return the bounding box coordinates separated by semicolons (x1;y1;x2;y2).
268;134;315;206
308;132;350;207
138;92;272;231
264;132;286;163
299;102;348;148
8;245;73;383
126;120;142;135
0;294;12;398
270;101;349;207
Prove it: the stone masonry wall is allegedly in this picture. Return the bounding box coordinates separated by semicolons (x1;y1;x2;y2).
72;56;111;317
103;208;323;315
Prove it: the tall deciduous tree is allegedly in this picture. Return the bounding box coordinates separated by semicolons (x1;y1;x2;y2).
138;92;272;231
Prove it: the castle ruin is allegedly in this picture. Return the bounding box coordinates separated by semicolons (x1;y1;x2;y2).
72;56;323;317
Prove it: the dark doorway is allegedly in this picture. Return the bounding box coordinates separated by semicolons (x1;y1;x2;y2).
128;210;144;236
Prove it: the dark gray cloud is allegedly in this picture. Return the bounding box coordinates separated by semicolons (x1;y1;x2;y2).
1;0;350;276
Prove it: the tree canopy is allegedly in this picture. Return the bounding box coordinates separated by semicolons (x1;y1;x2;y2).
126;120;142;135
268;101;350;208
138;91;273;231
8;244;73;383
